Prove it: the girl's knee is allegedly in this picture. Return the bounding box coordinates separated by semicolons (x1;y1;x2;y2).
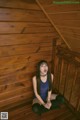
56;95;65;103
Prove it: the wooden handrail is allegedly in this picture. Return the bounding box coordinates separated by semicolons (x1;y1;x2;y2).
53;45;80;112
56;46;80;66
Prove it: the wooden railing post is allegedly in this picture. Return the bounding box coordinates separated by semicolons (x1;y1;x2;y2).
53;46;80;112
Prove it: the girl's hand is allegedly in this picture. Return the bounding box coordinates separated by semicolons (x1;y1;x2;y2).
43;103;50;109
47;101;52;109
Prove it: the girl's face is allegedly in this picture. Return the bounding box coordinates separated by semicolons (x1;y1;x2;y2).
40;62;48;75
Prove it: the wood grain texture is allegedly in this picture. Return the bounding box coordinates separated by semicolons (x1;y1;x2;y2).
64;64;76;101
53;55;59;89
0;0;55;117
0;0;39;10
0;0;79;120
49;12;80;21
45;4;80;13
2;103;78;120
0;33;56;46
0;8;49;22
0;43;52;57
70;67;80;108
53;45;80;112
38;0;80;52
0;22;53;34
0;22;57;34
59;59;67;94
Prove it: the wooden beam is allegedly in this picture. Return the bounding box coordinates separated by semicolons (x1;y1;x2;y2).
36;0;72;50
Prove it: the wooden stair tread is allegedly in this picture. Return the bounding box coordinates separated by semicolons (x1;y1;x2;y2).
1;99;79;120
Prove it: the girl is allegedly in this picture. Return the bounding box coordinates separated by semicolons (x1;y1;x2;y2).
32;60;59;114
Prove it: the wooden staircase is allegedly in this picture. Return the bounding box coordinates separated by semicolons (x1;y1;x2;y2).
8;103;79;120
0;0;80;120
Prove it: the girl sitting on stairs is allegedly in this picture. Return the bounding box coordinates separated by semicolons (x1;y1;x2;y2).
32;60;64;115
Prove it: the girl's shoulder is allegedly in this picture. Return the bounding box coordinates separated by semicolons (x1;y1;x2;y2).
32;76;37;85
51;73;54;82
32;76;37;81
51;73;54;77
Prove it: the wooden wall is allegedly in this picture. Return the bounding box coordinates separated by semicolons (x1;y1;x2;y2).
0;0;58;119
0;0;79;119
38;0;80;53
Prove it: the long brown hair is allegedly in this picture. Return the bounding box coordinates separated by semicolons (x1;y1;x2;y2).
36;60;53;95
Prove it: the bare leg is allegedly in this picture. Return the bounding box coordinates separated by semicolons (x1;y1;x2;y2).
32;98;41;105
50;93;58;100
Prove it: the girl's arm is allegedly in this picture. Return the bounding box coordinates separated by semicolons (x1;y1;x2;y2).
47;73;54;102
32;76;45;105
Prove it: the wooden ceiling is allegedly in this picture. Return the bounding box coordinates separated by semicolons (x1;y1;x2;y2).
37;0;80;53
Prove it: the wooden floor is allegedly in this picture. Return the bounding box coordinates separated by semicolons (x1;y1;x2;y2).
9;103;79;120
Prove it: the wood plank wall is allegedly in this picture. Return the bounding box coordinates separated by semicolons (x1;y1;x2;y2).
0;0;58;119
38;0;80;52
